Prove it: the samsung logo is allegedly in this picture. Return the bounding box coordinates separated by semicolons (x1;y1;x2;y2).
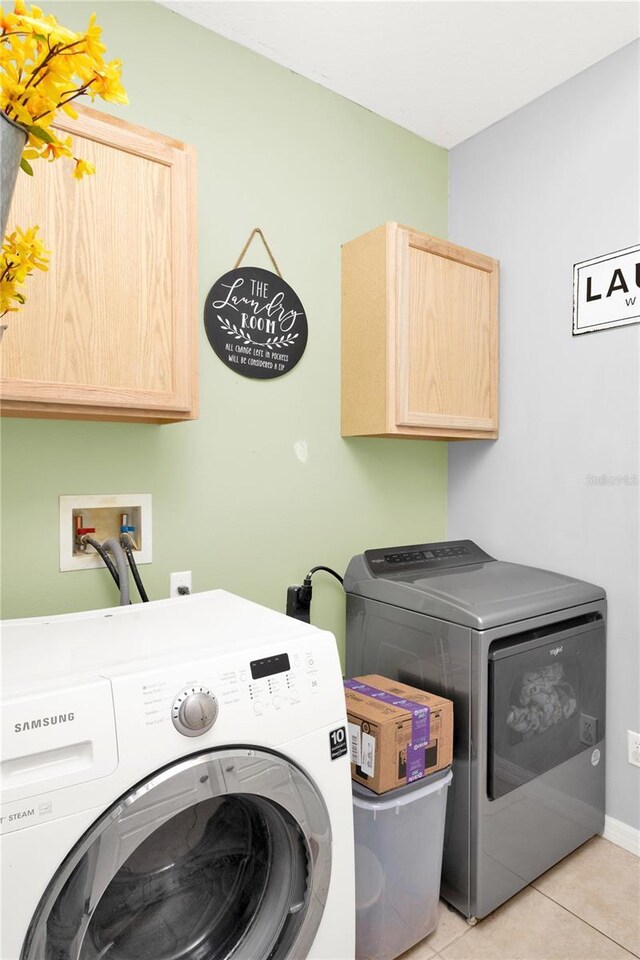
14;712;75;733
549;646;563;657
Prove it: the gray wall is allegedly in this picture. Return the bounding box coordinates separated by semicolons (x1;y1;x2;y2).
448;42;640;831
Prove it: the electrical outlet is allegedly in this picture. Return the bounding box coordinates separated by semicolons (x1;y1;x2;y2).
628;730;640;768
170;571;192;598
286;585;311;622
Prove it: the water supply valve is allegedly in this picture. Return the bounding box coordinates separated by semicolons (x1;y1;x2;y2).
74;515;95;551
120;513;137;544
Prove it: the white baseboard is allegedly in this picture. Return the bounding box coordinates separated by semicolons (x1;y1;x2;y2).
602;815;640;856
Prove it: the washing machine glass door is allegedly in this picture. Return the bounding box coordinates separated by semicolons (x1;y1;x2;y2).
21;748;331;960
488;614;605;799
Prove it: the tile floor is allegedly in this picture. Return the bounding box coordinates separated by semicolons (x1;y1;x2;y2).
400;838;640;960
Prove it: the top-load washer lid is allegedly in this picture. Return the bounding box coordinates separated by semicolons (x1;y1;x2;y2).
344;540;605;630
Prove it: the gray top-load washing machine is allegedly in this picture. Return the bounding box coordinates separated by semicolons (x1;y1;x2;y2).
345;540;606;921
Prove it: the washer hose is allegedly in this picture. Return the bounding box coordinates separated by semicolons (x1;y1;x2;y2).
120;534;149;603
103;539;131;606
82;536;120;589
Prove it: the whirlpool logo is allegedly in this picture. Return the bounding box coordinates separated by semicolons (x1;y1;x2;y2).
549;646;563;657
14;712;75;733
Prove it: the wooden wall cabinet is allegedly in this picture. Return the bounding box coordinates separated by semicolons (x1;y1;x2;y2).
341;222;499;440
1;106;197;423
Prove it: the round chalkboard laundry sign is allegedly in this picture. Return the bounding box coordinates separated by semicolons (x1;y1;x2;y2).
204;266;308;380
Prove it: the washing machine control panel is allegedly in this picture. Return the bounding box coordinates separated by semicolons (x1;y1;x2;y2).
245;649;319;715
158;650;320;734
365;539;494;575
171;686;219;737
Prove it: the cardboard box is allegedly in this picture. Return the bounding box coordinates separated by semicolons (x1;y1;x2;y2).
344;675;453;794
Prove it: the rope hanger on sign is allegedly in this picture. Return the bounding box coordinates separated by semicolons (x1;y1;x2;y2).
233;227;283;278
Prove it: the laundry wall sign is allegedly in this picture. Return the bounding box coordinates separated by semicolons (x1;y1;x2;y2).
205;266;307;379
573;244;640;335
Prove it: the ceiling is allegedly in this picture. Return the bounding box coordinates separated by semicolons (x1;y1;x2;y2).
161;1;639;148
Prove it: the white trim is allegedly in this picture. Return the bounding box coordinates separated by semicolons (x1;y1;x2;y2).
602;815;640;857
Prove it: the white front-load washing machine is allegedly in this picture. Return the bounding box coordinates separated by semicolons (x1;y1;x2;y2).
1;590;355;960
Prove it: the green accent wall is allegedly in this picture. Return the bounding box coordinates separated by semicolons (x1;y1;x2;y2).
0;2;447;659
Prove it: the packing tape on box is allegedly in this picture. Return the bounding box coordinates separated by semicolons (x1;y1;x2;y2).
344;679;430;782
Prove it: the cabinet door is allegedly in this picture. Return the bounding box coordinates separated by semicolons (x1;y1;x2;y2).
394;228;498;433
1;107;197;423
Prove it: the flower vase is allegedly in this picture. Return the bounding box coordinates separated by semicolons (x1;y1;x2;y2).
1;111;28;242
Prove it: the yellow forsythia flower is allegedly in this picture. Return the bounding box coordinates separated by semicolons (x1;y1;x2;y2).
0;2;128;176
0;225;49;318
90;59;128;105
72;157;95;179
1;3;126;320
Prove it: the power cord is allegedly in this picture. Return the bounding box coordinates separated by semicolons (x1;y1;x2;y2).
286;565;344;623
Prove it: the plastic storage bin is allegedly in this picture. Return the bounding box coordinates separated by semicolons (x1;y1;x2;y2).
352;767;453;960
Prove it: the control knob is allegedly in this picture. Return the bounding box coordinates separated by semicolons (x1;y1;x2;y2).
172;686;218;737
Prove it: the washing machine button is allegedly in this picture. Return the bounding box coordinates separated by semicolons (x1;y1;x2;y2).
172;688;218;737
